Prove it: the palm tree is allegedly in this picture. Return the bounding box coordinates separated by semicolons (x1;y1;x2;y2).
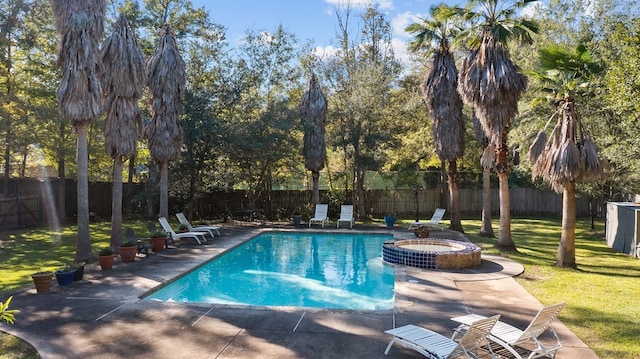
528;44;605;268
145;25;186;219
300;73;327;206
100;13;145;249
457;0;538;249
51;0;106;262
473;111;495;237
406;5;465;232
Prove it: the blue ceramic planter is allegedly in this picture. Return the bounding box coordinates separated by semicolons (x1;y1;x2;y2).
55;270;75;286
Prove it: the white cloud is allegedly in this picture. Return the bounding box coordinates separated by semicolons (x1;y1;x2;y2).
391;11;423;39
313;44;340;59
324;0;394;10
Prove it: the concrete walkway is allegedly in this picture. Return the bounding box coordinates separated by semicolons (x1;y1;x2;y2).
2;224;598;358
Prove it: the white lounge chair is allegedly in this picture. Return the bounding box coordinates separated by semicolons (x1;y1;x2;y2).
408;208;446;230
336;204;354;228
451;302;566;359
158;217;209;245
176;212;221;237
385;315;500;358
308;204;329;227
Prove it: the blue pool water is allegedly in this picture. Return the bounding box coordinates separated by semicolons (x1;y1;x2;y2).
144;232;395;310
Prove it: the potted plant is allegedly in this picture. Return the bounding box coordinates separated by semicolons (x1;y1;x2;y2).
118;238;137;263
54;264;76;286
149;230;167;252
413;226;430;238
292;209;302;226
384;213;397;228
72;261;85;281
31;270;54;293
176;223;189;233
98;247;115;270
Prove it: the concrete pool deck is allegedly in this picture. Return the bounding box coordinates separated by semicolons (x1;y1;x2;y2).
2;223;598;358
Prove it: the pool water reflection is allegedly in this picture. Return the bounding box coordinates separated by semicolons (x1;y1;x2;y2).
144;232;395;310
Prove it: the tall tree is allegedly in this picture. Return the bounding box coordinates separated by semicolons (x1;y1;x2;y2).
322;4;400;219
458;0;538;249
51;0;106;262
100;13;145;248
145;24;185;219
221;25;306;211
528;44;605;268
300;73;327;206
406;5;465;232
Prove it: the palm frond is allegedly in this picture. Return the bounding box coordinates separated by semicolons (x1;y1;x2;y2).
528;130;547;163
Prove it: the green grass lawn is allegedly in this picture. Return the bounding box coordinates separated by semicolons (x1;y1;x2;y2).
1;217;639;358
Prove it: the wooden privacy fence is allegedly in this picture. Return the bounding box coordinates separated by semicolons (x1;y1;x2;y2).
185;187;598;220
0;195;42;229
4;178;600;223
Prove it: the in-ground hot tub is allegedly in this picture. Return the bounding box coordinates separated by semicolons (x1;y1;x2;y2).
382;238;481;269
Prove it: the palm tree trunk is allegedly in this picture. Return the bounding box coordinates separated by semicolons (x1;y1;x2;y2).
110;155;123;248
159;161;169;218
480;166;494;237
144;163;157;218
448;159;463;232
496;171;514;249
75;123;93;261
558;181;577;268
57;122;66;221
495;134;515;250
355;169;366;220
312;170;320;205
4;126;11;195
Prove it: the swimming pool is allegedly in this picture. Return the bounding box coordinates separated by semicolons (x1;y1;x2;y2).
144;232;395;310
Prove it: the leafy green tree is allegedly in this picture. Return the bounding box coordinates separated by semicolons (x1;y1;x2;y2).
457;0;539;249
528;44;605;268
321;4;400;219
219;25;307;210
406;5;466;232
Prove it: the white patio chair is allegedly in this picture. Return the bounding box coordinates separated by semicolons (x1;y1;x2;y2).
385;315;500;358
158;217;209;245
308;204;329;227
336;204;354;228
451;302;566;359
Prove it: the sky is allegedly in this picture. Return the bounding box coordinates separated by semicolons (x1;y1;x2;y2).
188;0;461;63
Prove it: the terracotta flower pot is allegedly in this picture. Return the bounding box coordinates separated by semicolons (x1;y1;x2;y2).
151;237;165;252
31;272;54;293
98;254;115;270
118;245;137;263
413;227;430;238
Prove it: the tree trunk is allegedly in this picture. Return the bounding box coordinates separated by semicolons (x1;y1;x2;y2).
110;155;123;248
439;159;447;209
75;124;93;262
495;133;515;250
57;122;66;221
355;169;366;221
126;154;135;216
144;162;157;218
448;159;463;232
496;171;514;249
558;181;577;268
4;126;11;196
480;166;494;237
159;160;169;218
311;170;320;205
